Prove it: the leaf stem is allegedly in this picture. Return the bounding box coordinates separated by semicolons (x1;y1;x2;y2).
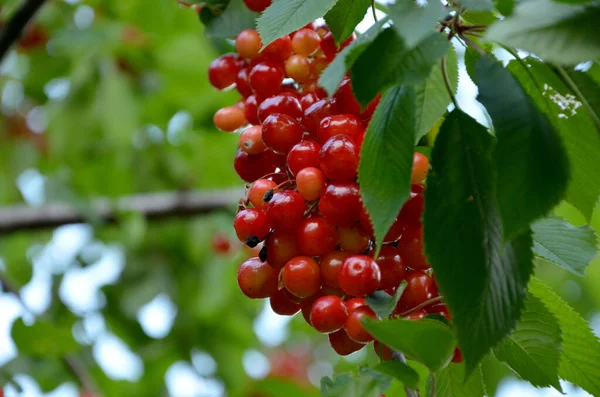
555;66;600;129
459;33;486;55
397;296;444;317
0;0;47;63
392;351;420;397
441;56;459;109
371;0;379;21
373;1;389;14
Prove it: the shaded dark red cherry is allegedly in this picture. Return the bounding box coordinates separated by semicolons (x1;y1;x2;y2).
452;348;464;363
319;182;362;227
243;0;272;12
244;95;260;125
234;148;282;183
208;53;242;90
297;216;337;257
345;297;367;313
270;288;301;315
338;255;381;296
249;62;284;100
262;113;304;154
345;306;377;343
404;308;427;320
300;290;324;325
265;230;300;268
338;226;371;254
233;208;271;242
300;91;321;110
237;257;279;299
282;256;321;298
318;114;362;144
397;224;430;271
395;270;438;312
236;68;253;98
287;141;321;176
310;295;348;333
375;245;406;290
265;190;305;233
262;35;293;63
320;135;359;181
258;93;303;122
303;99;338;136
373;340;393;361
425;303;451;320
320;251;351;289
398;188;425;228
328;329;365;356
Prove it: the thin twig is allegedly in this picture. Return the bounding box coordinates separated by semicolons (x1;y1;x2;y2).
392;351;420;397
555;66;600;129
441;56;458;108
397;296;444;317
429;373;436;397
459;33;486;55
371;0;379;22
0;0;48;63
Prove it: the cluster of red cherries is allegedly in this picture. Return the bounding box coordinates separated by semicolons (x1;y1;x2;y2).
208;0;462;363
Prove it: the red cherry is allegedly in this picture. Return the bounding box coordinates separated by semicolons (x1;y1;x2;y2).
282;256;321;298
338;226;371;254
300;290;324;325
236;68;253;98
296;167;326;201
452;348;464;363
248;179;277;209
397;225;430;271
285;55;312;83
237;257;279;299
235;29;262;59
261;113;304;154
287;141;321;176
244;95;260;125
395;270;438;312
412;152;429;184
320;31;338;60
243;0;272;12
320;135;359;181
338;255;381;296
214;106;247;132
303;99;338;136
233;209;271;242
334;77;380;119
375;245;406;290
345;306;377;343
212;232;231;254
328;329;366;356
265;190;305;233
265;230;300;268
373;340;394;361
345;297;367;313
404;308;427;320
310;295;348;333
318;114;362;144
297;216;337;257
249;62;284;100
234;148;282;183
320;251;351;289
292;28;321;56
300;91;321;111
270;288;301;315
258;93;303;122
239;125;267;155
319;182;362;227
262;36;293;63
208;53;242;90
425;303;451;320
398;188;425;228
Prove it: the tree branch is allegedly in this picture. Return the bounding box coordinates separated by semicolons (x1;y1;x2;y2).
0;188;244;234
0;0;48;63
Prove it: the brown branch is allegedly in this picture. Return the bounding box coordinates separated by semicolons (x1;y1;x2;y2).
0;0;47;62
0;188;244;234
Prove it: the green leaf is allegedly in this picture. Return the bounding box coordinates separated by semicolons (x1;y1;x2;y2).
351;29;450;105
427;364;486;397
366;280;407;319
372;361;420;389
388;0;449;49
486;0;600;65
321;369;389;397
507;58;600;220
463;46;481;84
423;109;534;372
458;0;494;10
414;44;458;144
555;66;600;129
358;86;416;253
495;0;516;16
462;9;499;25
530;278;600;395
257;0;339;46
475;56;570;240
11;318;80;358
532;215;598;275
324;0;371;44
493;295;563;390
205;0;258;38
254;378;320;397
363;318;455;371
319;18;388;96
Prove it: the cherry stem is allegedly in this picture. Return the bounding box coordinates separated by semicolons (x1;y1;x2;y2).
441;56;459;109
304;200;319;216
0;0;47;63
371;0;379;21
459;33;487;55
392;351;420;397
398;296;444;317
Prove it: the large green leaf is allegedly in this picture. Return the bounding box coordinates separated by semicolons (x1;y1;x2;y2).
414;45;458;144
257;0;339;46
486;0;600;65
321;368;390;397
507;58;600;220
11;318;80;358
363;318;455;371
324;0;371;44
205;0;258;38
319;19;388;96
532;215;598;275
530;278;600;395
427;364;486;397
388;0;448;49
358;86;416;253
493;295;562;390
475;56;570;240
366;281;407;319
423;109;534;373
372;360;420;389
351;29;450;105
458;0;494;9
494;0;516;16
555;67;600;128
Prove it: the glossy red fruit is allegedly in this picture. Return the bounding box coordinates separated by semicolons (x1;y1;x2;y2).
292;28;321;56
233;209;271;242
320;251;351;289
262;36;293;63
244;95;260;125
208;53;242;90
318;114;362;144
452;348;464;363
303;99;338;136
258;93;303;122
397;187;425;228
212;232;231;254
425;303;451;320
300;290;324;325
375;245;406;290
310;56;329;80
333;77;361;115
236;68;253;98
310;295;348;333
373;340;393;361
285;54;312;83
243;0;272;12
213;106;246;132
261;113;304;154
270;288;301;315
265;230;300;268
319;182;362;227
397;225;430;271
338;226;371;254
265;190;305;233
287;141;321;176
239;125;267;155
328;329;366;356
296;167;326;201
320;31;338;60
282;256;321;298
345;306;377;343
404;309;427;320
395;270;438;312
248;179;277;209
235;29;262;59
300;91;321;111
297;216;337;257
249;62;284;100
412;152;429;184
338;255;381;296
234;148;282;183
238;257;279;299
345;297;367;313
320;135;359;181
